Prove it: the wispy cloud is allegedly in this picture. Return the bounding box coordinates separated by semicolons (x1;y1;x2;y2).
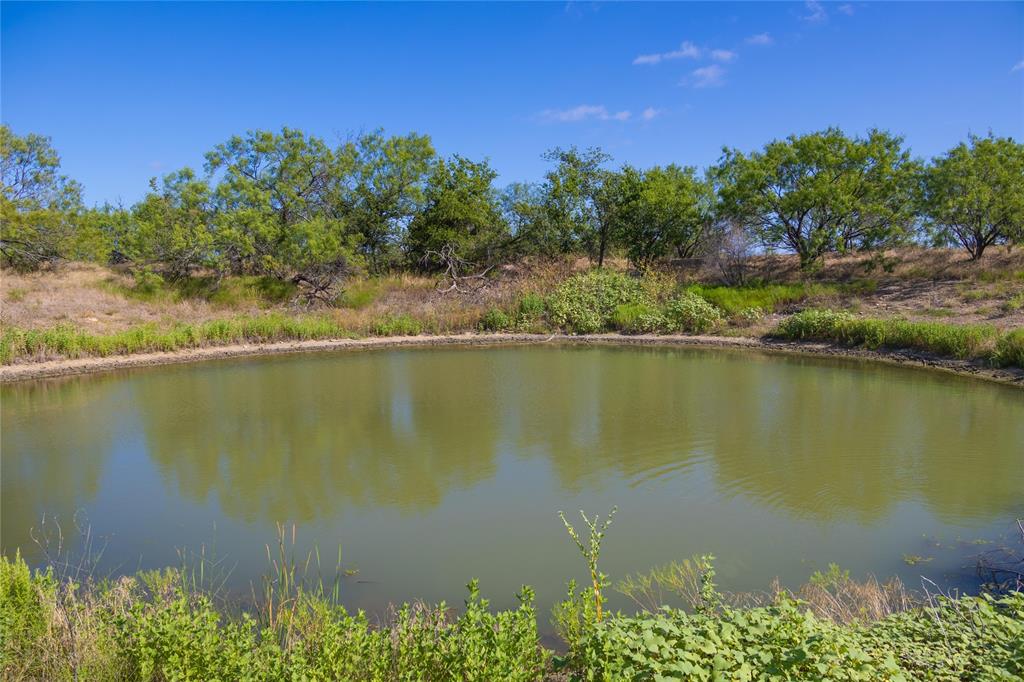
538;105;631;123
633;41;701;65
1012;60;1024;73
710;49;737;63
837;4;855;16
641;107;664;121
745;32;774;46
801;0;827;23
688;64;726;88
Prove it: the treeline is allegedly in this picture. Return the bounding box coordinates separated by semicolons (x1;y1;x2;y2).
2;124;1022;298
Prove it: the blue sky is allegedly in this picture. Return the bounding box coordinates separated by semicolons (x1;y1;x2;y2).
2;1;1022;205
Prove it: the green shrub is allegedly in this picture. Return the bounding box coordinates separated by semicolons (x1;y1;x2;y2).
479;307;512;332
560;592;1024;681
547;271;652;334
516;292;546;321
370;314;422;337
132;269;167;298
611;303;664;334
663;293;723;333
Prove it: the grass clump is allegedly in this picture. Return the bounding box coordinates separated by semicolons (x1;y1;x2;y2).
992;328;1024;368
775;310;1005;361
684;282;834;316
370;314;422;337
611;303;664;334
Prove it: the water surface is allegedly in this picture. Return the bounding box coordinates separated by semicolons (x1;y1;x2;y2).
3;345;1022;620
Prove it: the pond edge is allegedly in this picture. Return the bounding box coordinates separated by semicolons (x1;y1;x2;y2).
2;333;1022;387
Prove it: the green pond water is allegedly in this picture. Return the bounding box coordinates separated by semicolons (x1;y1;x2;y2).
2;345;1022;622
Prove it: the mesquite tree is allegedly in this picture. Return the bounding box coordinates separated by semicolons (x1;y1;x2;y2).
714;128;921;268
922;133;1024;260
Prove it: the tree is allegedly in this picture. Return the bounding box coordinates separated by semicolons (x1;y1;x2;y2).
922;134;1024;260
499;182;549;256
612;164;713;268
0;125;84;269
339;130;435;271
714;128;920;268
129;169;216;278
406;155;509;268
541;146;615;264
204;128;359;298
204;127;339;275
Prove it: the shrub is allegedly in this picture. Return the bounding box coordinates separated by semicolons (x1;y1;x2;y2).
479;307;512;332
662;293;723;333
611;303;664;334
516;292;546;321
560;592;1024;681
547;271;652;334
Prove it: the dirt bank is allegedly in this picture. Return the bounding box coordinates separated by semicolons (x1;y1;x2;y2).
2;333;1021;386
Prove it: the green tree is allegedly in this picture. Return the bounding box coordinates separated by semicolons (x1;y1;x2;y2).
715;128;920;268
922;133;1024;260
205;128;359;298
406;155;509;268
541;146;615;264
613;164;713;268
339;130;435;271
129;169;216;278
0;125;84;269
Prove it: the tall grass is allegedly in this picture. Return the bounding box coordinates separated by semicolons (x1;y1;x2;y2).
0;314;357;364
774;309;1021;366
684;282;838;315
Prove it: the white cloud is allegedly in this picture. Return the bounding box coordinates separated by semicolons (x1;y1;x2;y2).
689;64;726;88
745;32;774;46
710;49;737;63
802;0;827;23
633;41;701;65
1012;60;1024;73
641;107;664;121
837;4;855;15
538;105;632;123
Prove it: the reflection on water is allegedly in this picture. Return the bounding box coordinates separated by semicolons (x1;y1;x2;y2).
3;345;1022;615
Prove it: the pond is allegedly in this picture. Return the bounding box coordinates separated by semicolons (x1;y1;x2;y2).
2;344;1022;624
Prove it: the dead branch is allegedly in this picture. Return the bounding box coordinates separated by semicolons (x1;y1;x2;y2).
422;244;494;296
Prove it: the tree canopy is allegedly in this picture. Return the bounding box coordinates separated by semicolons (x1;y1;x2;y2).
714;128;921;267
922;133;1024;260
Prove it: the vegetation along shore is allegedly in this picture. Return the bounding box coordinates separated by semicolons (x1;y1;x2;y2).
2;125;1022;381
3;514;1023;680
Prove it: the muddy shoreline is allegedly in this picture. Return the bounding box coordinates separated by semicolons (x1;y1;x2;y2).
2;333;1022;386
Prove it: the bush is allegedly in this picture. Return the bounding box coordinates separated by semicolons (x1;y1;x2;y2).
516;292;546;321
663;293;723;333
547;270;652;334
611;303;664;334
561;592;1024;681
479;307;512;332
0;554;548;682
